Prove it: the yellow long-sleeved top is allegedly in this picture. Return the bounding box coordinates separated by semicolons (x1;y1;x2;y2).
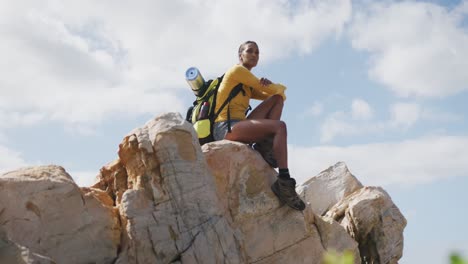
214;64;286;122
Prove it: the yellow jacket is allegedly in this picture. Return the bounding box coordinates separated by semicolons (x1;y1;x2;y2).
214;64;286;122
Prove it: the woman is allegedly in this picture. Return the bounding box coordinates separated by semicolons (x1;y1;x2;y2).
213;41;305;211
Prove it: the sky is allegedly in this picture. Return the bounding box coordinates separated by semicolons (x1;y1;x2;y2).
0;0;467;263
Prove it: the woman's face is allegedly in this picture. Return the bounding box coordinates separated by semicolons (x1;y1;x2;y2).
239;43;259;70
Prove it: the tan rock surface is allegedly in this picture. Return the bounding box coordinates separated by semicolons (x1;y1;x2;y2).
113;113;244;264
203;140;360;263
0;165;120;264
1;112;406;263
0;227;55;264
297;162;363;216
298;161;406;263
326;186;407;264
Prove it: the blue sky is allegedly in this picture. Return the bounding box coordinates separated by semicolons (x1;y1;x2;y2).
0;0;467;263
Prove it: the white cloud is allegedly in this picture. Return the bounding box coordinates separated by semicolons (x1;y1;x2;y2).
320;111;361;142
0;156;99;187
349;1;468;98
319;99;461;142
389;102;421;127
0;142;97;186
0;145;29;175
304;101;324;117
421;107;463;123
320;99;382;142
69;170;99;187
351;98;373;120
289;135;468;187
0;0;352;128
0;110;46;129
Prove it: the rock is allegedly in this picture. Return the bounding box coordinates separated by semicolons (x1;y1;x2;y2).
202;140;279;223
325;186;407;264
297;162;363;216
0;227;56;264
113;113;244;264
0;165;120;264
1;112;406;263
298;161;406;263
203;140;360;263
92;159;128;205
104;113;360;263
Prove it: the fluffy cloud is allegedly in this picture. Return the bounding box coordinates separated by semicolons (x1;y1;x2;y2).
351;98;373;120
319;99;461;143
304;101;324;117
289;135;468;187
320;111;362;143
0;110;45;129
349;1;468;98
420;107;463;123
0;150;96;186
0;145;28;174
389;102;421;127
320;98;380;142
69;170;99;187
0;0;351;128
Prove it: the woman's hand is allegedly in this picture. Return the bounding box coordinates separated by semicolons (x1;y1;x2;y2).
260;77;273;87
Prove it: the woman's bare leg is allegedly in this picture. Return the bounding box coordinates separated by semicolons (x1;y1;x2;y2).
245;94;285;167
225;119;287;168
247;94;283;120
226;111;304;211
226;95;304;210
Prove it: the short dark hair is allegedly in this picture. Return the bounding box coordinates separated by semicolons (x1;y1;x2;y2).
238;41;258;56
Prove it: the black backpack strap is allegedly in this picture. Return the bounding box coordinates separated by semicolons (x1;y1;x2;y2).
213;83;244;133
192;75;226;123
245;105;252;116
200;75;225;104
213;83;243;118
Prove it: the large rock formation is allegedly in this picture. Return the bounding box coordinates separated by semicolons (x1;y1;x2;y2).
203;141;361;263
0;112;406;263
0;166;120;263
325;186;406;264
298;163;406;263
0;227;55;264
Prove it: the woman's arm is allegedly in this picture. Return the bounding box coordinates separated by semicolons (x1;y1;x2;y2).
251;89;287;101
229;65;286;100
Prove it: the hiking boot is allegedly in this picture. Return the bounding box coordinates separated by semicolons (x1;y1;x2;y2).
253;137;278;168
271;177;305;211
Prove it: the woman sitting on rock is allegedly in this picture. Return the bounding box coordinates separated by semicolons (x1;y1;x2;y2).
213;40;305;211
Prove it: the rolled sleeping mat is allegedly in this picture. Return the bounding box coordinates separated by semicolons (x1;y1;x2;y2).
185;67;205;96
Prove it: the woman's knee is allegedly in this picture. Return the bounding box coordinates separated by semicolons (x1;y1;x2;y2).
276;120;287;134
271;94;284;105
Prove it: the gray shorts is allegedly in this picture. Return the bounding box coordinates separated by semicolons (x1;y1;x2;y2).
213;120;241;141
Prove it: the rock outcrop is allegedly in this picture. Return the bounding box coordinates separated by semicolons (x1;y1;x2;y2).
0;227;55;264
297;162;406;263
325;186;406;264
203;141;361;263
0;166;120;263
0;112;406;263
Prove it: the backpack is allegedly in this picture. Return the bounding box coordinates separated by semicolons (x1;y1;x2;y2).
186;75;244;145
